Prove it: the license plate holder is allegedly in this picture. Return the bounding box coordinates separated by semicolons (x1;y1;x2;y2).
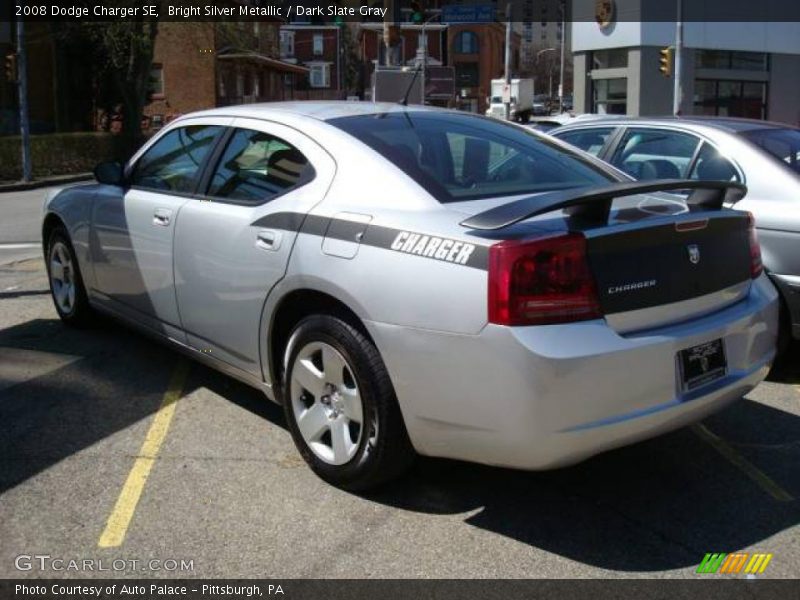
678;339;727;392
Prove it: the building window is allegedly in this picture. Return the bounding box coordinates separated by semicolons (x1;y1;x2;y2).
592;78;627;114
591;49;628;70
149;64;164;98
455;62;479;87
313;34;324;56
694;79;766;119
280;31;294;57
454;31;479;54
309;64;330;88
695;50;768;71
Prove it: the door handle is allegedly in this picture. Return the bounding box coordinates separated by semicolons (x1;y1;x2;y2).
153;208;172;226
256;229;282;251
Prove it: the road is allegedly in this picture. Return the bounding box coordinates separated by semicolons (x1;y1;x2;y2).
0;187;799;579
0;188;52;266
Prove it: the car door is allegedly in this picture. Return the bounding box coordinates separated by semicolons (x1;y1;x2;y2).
173;118;336;377
91;119;226;340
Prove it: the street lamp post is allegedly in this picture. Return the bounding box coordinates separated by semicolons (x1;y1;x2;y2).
536;47;555;105
673;0;683;115
558;6;566;113
418;11;442;106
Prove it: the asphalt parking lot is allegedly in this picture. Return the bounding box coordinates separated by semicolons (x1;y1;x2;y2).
1;190;799;579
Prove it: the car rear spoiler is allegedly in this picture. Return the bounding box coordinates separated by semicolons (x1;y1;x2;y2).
459;179;747;231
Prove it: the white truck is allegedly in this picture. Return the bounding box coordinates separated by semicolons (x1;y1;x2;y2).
486;78;535;122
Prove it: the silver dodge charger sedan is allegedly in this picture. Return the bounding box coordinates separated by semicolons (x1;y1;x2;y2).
42;103;778;490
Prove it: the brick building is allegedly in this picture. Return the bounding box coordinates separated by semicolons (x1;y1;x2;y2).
143;21;308;130
280;24;346;98
448;22;521;114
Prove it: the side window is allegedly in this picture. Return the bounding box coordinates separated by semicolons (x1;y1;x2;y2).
610;128;701;180
130;125;221;193
554;128;615;156
206;128;314;204
689;142;741;182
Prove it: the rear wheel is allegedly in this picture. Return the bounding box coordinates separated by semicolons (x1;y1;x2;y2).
46;226;92;326
282;314;415;491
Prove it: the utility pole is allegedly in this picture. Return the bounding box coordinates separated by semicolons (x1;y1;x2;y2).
16;11;32;182
673;0;683;116
504;2;511;121
558;2;566;113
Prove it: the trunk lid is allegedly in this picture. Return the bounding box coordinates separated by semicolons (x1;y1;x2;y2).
585;208;752;333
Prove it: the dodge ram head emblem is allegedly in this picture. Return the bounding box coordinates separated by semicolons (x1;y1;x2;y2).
688;244;700;265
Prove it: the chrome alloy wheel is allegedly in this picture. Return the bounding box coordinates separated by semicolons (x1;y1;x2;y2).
290;341;366;465
49;241;76;315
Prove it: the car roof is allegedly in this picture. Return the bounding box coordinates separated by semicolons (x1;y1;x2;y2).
554;115;796;133
184;101;444;122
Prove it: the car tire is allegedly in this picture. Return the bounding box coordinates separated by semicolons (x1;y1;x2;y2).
46;225;93;327
282;314;415;491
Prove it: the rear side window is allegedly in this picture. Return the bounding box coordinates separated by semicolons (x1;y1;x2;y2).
328;111;610;203
610;128;700;180
205;128;314;205
739;127;800;175
130;125;222;193
689;143;741;182
553;128;615;156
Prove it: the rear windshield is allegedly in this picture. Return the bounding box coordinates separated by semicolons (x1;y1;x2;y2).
328;111;611;203
739;127;800;175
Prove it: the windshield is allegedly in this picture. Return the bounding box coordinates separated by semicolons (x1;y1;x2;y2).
739;127;800;175
328;111;611;203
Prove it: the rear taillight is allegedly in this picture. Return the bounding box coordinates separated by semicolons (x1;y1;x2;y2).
747;213;763;278
488;232;602;326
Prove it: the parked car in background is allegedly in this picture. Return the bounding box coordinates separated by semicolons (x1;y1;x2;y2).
551;116;800;349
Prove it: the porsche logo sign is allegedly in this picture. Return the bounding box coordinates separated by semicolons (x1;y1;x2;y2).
595;0;616;30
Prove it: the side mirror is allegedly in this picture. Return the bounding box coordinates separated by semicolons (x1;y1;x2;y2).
94;161;124;186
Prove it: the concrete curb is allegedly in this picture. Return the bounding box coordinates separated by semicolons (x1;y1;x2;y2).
0;173;94;193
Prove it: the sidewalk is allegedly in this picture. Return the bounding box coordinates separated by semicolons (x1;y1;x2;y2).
0;173;93;193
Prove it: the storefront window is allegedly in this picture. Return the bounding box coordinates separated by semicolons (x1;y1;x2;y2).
695;50;768;71
693;79;766;119
591;49;628;70
592;78;627;114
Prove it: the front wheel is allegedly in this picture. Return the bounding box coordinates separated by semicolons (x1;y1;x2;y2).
282;315;415;491
46;225;93;326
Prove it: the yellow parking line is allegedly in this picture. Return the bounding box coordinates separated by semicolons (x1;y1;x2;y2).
98;360;190;548
692;423;794;502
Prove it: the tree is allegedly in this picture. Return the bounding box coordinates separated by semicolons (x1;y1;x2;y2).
86;18;159;157
340;24;362;95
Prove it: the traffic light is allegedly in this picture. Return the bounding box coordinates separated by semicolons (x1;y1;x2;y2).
410;1;424;23
4;53;17;83
659;47;672;77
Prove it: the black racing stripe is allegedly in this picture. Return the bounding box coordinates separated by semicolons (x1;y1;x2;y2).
250;212;306;231
250;211;490;271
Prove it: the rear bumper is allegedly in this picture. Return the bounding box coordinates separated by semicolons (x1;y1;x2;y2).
367;274;779;470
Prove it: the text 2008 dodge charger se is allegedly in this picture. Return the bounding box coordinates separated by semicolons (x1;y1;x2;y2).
42;103;778;490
